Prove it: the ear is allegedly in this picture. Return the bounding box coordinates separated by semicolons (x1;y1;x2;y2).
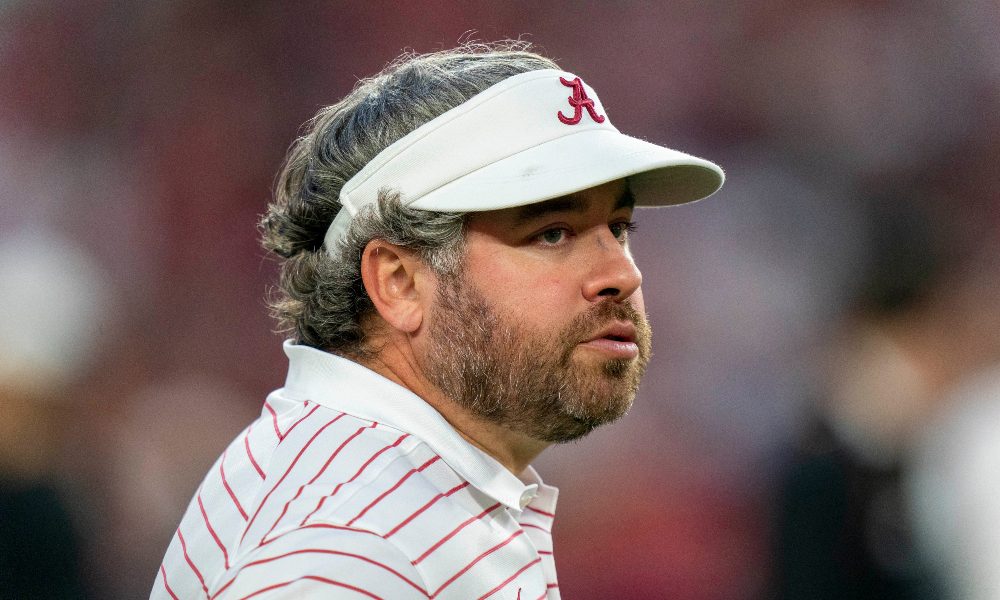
360;240;430;334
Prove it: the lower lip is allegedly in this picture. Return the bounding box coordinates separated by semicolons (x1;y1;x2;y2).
578;338;640;359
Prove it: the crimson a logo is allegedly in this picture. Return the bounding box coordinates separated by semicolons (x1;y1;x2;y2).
557;76;606;125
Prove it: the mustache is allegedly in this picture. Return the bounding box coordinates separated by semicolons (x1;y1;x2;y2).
573;300;646;335
559;301;650;360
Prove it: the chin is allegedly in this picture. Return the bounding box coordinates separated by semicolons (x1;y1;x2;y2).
549;390;637;442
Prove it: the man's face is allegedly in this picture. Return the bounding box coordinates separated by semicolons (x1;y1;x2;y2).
423;179;652;443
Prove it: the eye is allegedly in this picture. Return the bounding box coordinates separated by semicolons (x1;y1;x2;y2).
609;220;637;242
537;227;570;245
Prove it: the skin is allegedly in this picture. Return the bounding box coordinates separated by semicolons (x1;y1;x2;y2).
358;179;645;475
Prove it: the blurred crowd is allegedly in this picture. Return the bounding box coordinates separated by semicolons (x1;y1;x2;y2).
1;1;998;599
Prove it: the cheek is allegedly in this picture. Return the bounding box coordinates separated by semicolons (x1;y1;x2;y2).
477;269;576;331
530;279;575;320
499;272;572;321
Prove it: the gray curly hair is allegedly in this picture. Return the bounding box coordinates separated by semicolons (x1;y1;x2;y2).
260;41;560;358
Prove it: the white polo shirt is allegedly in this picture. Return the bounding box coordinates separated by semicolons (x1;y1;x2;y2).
153;342;560;599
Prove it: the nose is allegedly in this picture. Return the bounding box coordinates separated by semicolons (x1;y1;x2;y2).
581;231;643;303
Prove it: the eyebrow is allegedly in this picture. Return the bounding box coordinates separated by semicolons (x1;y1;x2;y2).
512;185;636;223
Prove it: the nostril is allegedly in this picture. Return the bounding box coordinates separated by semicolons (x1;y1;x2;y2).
597;287;620;297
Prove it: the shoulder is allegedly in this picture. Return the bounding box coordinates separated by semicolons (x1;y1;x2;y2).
239;415;446;549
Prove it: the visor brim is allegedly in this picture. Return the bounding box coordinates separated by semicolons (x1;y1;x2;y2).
408;129;724;213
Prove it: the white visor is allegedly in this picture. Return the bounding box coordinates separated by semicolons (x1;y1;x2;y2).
324;68;724;251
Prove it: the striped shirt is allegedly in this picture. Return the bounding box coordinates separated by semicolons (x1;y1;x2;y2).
153;341;560;599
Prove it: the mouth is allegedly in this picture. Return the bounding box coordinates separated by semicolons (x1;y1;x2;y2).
589;322;637;344
578;321;639;359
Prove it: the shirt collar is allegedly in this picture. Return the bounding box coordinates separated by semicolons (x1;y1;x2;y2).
280;340;556;512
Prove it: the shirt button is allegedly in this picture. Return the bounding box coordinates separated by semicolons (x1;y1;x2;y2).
519;491;534;509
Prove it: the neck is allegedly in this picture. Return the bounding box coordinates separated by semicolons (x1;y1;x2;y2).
357;336;549;475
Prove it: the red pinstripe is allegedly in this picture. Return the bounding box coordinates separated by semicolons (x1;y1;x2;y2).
384;481;470;538
297;433;410;528
524;506;555;518
219;450;248;521
538;550;553;556
430;529;525;598
225;548;428;597
243;425;265;480
261;400;321;442
534;593;548;600
160;564;180;600
177;528;209;597
304;422;377;487
211;576;235;599
280;402;320;441
476;557;542;600
198;493;230;569
212;524;386;599
251;521;386;561
279;522;384;539
237;575;383;599
413;502;502;565
519;522;550;534
264;401;282;439
258;422;374;545
241;413;346;543
346;455;442;527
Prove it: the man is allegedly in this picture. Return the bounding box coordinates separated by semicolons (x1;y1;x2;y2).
153;41;723;599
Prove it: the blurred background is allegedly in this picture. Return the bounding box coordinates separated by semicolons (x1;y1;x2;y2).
2;1;999;598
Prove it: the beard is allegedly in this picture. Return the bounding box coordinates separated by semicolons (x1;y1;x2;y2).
424;271;652;443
